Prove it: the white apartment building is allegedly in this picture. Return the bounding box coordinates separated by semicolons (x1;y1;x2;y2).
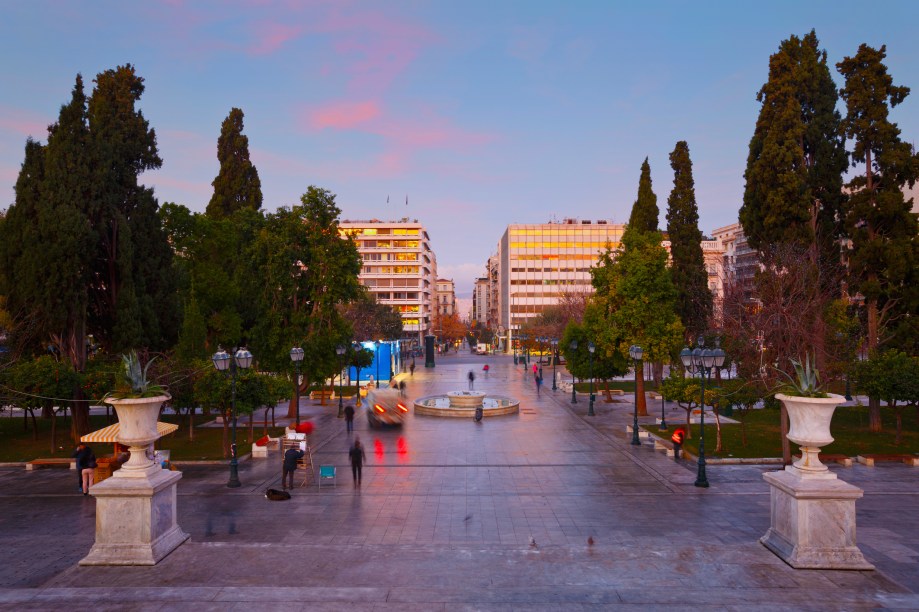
435;278;456;318
339;218;437;345
494;219;626;346
472;277;489;325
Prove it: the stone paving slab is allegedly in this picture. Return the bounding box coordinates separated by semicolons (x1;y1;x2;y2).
0;354;916;609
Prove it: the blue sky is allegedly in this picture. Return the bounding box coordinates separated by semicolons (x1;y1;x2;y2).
2;1;918;298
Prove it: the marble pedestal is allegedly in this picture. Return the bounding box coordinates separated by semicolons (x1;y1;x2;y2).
80;465;189;566
760;467;873;570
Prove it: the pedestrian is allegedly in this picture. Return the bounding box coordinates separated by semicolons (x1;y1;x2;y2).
410;362;415;377
72;443;95;494
532;363;538;375
344;404;355;433
282;445;304;490
367;374;374;388
483;364;489;378
349;435;366;486
535;372;542;396
468;370;476;391
399;380;406;398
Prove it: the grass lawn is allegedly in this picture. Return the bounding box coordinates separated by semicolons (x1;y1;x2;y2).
0;412;286;462
573;380;655;394
645;405;919;459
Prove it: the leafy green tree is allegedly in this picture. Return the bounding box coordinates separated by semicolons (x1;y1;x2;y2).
740;30;847;263
561;318;628;402
854;351;919;445
666;141;712;339
627;157;659;233
244;187;362;418
176;288;208;361
206;108;263;219
590;231;684;415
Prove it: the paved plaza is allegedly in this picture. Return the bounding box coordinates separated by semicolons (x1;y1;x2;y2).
0;354;917;610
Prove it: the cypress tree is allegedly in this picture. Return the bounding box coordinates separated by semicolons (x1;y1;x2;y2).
740;30;847;261
86;64;177;353
626;158;659;234
837;43;919;430
666;141;712;338
206;108;263;219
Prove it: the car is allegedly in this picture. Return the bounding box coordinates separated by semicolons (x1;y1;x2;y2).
366;389;409;428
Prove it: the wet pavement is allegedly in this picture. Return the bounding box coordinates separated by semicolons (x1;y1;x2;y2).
1;353;917;610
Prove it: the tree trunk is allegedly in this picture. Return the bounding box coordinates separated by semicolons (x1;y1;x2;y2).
603;380;612;402
866;298;883;432
636;367;647;416
188;406;195;441
684;406;693;440
713;408;723;453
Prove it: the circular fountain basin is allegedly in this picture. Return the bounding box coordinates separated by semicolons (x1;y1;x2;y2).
414;394;519;417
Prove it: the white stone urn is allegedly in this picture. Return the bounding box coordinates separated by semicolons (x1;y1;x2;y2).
104;394;170;474
776;392;846;475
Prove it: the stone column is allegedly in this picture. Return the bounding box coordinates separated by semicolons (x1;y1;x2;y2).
760;466;873;570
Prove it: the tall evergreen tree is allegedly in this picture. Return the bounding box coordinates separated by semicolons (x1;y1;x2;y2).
837;44;919;425
86;64;176;353
740;30;847;263
206;108;263;219
666;141;712;339
627;158;659;233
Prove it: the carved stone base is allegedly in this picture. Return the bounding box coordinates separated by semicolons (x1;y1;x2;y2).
80;467;189;566
760;468;873;570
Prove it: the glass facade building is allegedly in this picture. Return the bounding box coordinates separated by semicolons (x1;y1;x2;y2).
495;220;625;338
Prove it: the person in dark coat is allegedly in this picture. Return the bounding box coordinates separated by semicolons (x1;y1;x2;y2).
349;435;367;486
344;404;355;433
71;443;95;494
282;446;304;490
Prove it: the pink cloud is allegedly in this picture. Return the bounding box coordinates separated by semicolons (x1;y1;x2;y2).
309;100;380;130
248;21;303;55
0;105;50;139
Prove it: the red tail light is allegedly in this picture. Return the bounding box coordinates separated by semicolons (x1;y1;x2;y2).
374;404;385;414
397;403;408;412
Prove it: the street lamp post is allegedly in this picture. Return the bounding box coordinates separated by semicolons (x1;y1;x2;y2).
351;342;363;407
551;339;558;391
569;340;578;404
659;387;668;431
375;341;381;388
336;345;346;418
680;337;726;489
513;335;518;365
629;345;643;445
587;341;596;416
212;346;253;488
289;347;304;425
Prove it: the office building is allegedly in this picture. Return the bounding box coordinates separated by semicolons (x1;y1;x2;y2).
339;218;437;345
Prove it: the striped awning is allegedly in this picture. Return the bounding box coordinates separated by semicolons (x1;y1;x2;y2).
80;421;179;443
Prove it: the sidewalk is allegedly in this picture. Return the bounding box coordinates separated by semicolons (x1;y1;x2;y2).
0;356;916;609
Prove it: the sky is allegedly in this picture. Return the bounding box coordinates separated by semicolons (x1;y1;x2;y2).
2;1;918;301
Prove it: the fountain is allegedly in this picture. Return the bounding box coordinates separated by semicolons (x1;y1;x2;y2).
414;390;519;417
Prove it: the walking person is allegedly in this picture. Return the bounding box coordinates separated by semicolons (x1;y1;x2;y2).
349;435;366;487
468;370;476;391
483;364;489;378
72;443;95;494
535;372;542;396
409;362;415;377
398;380;406;398
344;404;355;433
282;445;304;490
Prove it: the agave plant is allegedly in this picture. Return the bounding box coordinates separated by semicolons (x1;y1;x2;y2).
112;350;165;398
775;353;827;398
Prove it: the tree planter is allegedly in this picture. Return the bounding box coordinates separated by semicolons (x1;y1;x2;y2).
776;393;845;475
760;392;872;570
105;394;171;475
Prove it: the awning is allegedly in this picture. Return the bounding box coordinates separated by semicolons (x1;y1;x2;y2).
80;422;179;443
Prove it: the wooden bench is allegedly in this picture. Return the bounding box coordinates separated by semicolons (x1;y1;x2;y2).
607;389;625;396
309;390;334;402
26;458;76;471
856;454;919;467
648;391;662;400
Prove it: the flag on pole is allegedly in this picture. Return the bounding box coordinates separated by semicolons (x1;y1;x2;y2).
387;195;389;203
405;195;408;206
